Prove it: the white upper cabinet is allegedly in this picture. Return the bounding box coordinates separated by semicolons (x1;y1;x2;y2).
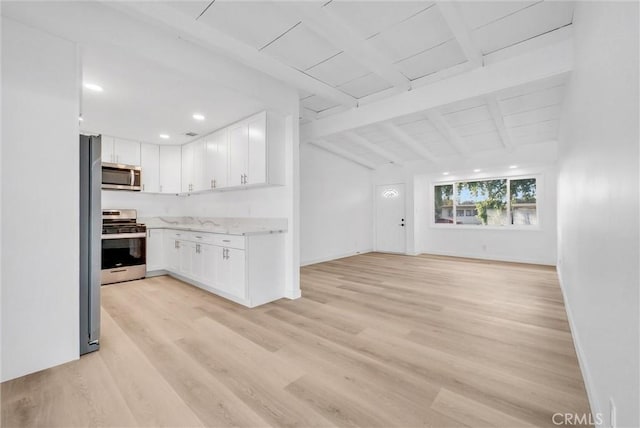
228;121;249;187
204;128;229;190
192;140;206;191
227;111;284;188
181;142;195;193
103;110;283;195
140;143;159;193
159;145;181;194
101;136;115;163
113;138;140;166
182;140;207;193
247;112;267;185
102;136;141;165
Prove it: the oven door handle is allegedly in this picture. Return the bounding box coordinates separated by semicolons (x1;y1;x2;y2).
101;232;147;239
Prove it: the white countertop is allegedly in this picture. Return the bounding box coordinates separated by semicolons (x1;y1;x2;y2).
139;216;287;236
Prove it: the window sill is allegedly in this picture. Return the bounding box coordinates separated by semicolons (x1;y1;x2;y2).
430;224;542;231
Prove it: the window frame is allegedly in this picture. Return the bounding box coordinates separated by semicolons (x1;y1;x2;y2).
431;174;541;230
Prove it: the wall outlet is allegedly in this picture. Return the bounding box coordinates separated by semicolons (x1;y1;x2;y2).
609;398;616;428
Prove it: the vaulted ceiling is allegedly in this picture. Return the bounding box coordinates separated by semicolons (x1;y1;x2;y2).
157;0;574;168
4;0;575;167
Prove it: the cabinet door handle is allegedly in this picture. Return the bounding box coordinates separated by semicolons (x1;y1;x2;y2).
159;184;163;192
240;174;244;185
213;179;216;188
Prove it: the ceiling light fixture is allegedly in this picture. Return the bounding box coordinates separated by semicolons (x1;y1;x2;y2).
442;172;450;176
159;134;170;139
473;169;481;172
83;82;103;92
509;165;518;169
192;113;205;121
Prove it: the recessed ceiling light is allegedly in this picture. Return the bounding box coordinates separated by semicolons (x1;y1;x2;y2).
78;116;84;122
192;113;205;121
159;134;170;139
442;172;450;176
473;168;481;172
509;165;518;169
83;82;103;92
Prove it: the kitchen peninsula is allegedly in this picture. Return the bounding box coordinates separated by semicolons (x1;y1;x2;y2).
142;216;287;308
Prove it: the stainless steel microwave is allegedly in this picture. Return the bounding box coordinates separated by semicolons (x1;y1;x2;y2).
102;162;141;191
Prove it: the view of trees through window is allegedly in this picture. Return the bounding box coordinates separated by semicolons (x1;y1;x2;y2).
434;177;537;226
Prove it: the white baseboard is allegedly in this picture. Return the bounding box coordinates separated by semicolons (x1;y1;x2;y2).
420;249;555;266
557;267;601;427
300;249;372;267
145;269;168;278
284;289;301;300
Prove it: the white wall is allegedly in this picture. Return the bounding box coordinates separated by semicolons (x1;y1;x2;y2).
102;191;180;217
421;165;557;265
1;18;80;381
300;144;373;265
557;2;639;427
372;142;558;265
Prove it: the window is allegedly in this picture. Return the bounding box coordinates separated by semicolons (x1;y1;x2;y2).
434;184;454;223
433;177;538;227
510;178;537;225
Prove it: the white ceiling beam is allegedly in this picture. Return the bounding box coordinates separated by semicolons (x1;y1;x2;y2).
424;111;468;157
407;61;478;93
436;2;482;66
378;123;439;163
286;2;411;92
105;1;357;108
485;96;513;151
300;107;318;122
344;131;405;166
484;25;573;66
301;39;573;141
312;140;377;170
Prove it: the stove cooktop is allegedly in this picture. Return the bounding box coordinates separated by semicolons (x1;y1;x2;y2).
102;224;147;235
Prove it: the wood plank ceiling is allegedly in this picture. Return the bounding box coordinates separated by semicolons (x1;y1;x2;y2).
166;0;574;168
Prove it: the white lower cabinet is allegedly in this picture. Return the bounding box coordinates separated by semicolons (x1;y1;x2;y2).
179;241;194;277
164;233;180;272
214;247;246;300
146;228;164;271
147;228;283;307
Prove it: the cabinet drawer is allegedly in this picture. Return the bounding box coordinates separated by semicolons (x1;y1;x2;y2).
212;234;245;250
191;232;216;245
166;229;189;240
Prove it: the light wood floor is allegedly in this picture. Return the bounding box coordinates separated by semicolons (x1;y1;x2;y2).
2;253;591;428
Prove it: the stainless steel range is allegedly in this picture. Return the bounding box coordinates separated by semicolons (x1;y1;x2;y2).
101;209;146;285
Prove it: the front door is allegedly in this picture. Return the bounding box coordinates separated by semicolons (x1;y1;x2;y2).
375;183;406;253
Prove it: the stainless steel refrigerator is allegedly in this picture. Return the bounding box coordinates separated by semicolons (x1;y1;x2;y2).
79;134;101;355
